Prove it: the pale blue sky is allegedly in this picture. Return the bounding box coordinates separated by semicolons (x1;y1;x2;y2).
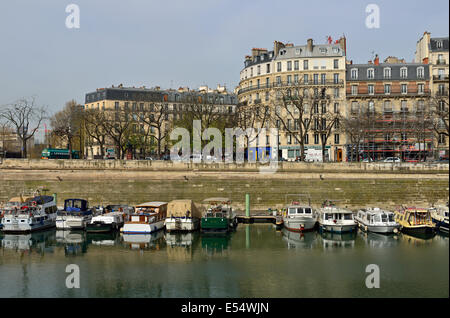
0;0;448;138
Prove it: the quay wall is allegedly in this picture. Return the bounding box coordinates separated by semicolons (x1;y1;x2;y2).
0;159;448;211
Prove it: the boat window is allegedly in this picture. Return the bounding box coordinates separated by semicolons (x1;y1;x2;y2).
344;214;353;220
288;208;297;214
336;214;341;220
388;214;395;222
304;208;312;214
381;214;387;222
297;208;304;214
374;215;381;222
206;213;214;218
215;213;223;218
325;213;333;220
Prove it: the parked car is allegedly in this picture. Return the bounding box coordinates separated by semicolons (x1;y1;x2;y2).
362;158;376;163
383;157;402;163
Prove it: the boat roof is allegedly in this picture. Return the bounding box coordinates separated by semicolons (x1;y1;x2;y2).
360;208;393;214
399;207;429;212
9;196;34;203
203;197;231;203
135;201;167;207
33;196;54;204
321;206;353;213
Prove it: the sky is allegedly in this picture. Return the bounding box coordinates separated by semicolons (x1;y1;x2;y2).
0;0;448;141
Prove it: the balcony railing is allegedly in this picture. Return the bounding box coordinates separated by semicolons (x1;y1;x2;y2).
433;75;449;81
347;90;431;98
436;59;447;65
437;89;449;96
238;79;344;95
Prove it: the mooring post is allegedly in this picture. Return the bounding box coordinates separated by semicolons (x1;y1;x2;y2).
53;193;57;206
245;193;250;219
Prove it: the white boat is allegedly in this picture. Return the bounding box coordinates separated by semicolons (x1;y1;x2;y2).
429;204;449;233
165;200;201;232
86;211;125;233
355;207;400;234
122;201;167;234
56;199;95;230
1;194;57;233
282;195;317;232
318;201;357;233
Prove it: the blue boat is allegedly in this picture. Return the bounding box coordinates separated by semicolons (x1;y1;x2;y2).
56;199;95;230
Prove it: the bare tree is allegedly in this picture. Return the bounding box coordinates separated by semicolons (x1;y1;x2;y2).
430;96;449;149
83;108;107;158
140;102;171;157
50;100;83;159
0;96;46;158
100;106;135;159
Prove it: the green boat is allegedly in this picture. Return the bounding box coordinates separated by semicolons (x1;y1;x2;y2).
200;198;237;233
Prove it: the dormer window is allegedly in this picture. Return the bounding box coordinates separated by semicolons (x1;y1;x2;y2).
384;67;391;79
417;67;424;79
367;68;375;79
350;68;358;79
437;41;443;49
400;67;408;78
319;48;327;54
295;48;301;55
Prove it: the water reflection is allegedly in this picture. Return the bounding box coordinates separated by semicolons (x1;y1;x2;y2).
55;230;88;255
121;231;165;251
320;231;356;249
165;232;200;261
201;233;230;255
281;228;318;249
358;231;400;248
1;230;56;253
87;231;121;246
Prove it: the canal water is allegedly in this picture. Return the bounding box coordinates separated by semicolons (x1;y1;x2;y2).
0;224;448;298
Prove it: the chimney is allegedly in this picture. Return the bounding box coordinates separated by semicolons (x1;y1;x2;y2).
307;38;313;52
339;36;346;55
374;54;380;65
273;41;285;57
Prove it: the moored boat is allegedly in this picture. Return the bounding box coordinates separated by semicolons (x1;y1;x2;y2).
56;199;95;230
429;204;449;234
355;207;400;234
122;201;167;234
1;193;57;233
282;195;317;232
86;211;125;233
394;206;436;238
200;198;237;233
165;200;201;232
317;201;357;234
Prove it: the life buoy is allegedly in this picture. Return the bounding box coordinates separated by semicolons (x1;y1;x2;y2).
32;201;37;207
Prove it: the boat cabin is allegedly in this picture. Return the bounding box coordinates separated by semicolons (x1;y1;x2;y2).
395;207;432;226
357;208;395;225
131;202;167;223
321;208;354;221
60;199;91;215
287;204;313;216
203;198;232;218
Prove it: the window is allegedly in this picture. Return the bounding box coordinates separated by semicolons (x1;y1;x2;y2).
250;68;253;77
313;74;319;84
303;74;309;84
437;41;442;49
334;59;339;69
334;134;340;144
417;67;424;78
334;103;339;114
368;84;374;95
305;134;309;144
368;100;375;112
401;100;408;111
321;74;326;84
115;102;119;110
257;65;261;75
384;67;391;79
287;61;292;71
257;79;260;88
334;88;340;98
294;74;299;84
400;67;407;78
367;68;374;79
335;118;340;129
321;102;327;113
265;91;269;101
314;134;319;144
384;84;391;94
277;62;282;72
287;75;292;85
266;77;270;87
303;60;309;70
401;84;407;94
303;89;309;97
287;134;292;144
294;60;299;70
333;73;339;84
351;101;359;114
438;133;446;144
266;64;270;73
276;76;281;85
418;83;424;94
417;100;425;112
350;68;358;79
384;100;392;112
351;85;358;95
